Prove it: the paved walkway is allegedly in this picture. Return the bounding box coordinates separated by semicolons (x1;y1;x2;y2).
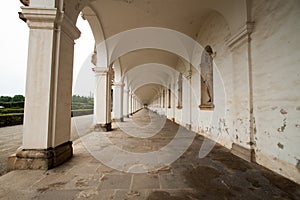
0;115;93;176
0;109;299;199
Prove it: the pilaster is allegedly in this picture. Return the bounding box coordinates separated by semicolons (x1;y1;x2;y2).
226;22;256;162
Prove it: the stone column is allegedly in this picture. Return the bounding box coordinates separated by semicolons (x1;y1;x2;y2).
8;7;80;171
112;82;124;122
132;95;136;114
123;88;129;118
129;92;133;115
93;67;112;131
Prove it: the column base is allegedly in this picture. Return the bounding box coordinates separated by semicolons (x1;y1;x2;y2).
94;122;112;132
114;118;124;122
7;141;73;171
231;143;255;162
185;124;191;131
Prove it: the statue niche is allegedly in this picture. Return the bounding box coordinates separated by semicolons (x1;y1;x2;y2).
199;45;215;110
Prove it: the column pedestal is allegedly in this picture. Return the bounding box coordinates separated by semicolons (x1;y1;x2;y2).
94;123;112;132
7;141;72;171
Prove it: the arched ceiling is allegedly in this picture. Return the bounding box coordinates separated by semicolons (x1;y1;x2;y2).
78;0;247;104
135;84;162;105
119;49;180;75
87;0;247;39
123;63;177;104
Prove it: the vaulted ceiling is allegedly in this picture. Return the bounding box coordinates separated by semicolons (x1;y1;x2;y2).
79;0;247;104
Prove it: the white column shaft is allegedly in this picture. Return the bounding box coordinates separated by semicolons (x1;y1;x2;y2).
112;82;124;120
123;89;129;117
22;7;80;149
94;67;112;125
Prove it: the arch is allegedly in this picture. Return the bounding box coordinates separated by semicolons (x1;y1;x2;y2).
123;63;177;105
203;0;247;35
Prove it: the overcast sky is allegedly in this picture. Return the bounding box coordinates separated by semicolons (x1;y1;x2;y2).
0;1;94;97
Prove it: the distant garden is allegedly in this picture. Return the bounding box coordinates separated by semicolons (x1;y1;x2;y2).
0;95;93;127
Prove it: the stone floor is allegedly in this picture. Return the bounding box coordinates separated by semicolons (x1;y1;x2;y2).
0;109;300;200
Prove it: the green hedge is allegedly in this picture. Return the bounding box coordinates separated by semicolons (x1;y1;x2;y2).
0;102;24;108
71;109;93;117
71;102;94;110
0;109;93;127
0;108;24;114
0;113;24;127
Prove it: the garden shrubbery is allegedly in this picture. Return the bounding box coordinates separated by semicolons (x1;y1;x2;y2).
0;108;24;114
71;109;93;117
0;113;24;127
0;95;94;127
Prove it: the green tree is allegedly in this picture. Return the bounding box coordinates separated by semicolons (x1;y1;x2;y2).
0;96;12;102
12;95;25;102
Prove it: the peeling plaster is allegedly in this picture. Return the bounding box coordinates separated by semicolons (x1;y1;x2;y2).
280;109;287;115
277;118;287;133
277;143;284;149
271;106;278;110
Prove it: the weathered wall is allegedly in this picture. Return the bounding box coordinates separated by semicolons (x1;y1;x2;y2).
194;11;233;149
149;1;300;184
251;0;300;183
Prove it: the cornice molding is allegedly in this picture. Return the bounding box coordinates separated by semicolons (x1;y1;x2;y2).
226;22;255;51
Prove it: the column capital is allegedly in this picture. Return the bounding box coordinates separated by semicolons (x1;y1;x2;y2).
92;67;111;76
112;82;125;87
21;7;57;29
226;22;255;51
20;7;80;40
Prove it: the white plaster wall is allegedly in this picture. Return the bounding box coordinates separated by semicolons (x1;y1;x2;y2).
149;2;300;183
195;11;233;149
251;0;300;183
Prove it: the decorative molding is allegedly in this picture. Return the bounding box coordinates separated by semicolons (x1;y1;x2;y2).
92;67;111;76
185;69;192;80
226;22;255;51
21;7;57;29
60;14;81;40
113;82;125;87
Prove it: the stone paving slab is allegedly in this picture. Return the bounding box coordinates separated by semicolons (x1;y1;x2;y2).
0;110;299;199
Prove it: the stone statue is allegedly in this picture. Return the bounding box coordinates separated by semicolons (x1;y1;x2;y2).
200;45;215;106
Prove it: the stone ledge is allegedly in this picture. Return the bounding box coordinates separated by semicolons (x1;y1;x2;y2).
7;141;73;171
199;104;215;110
